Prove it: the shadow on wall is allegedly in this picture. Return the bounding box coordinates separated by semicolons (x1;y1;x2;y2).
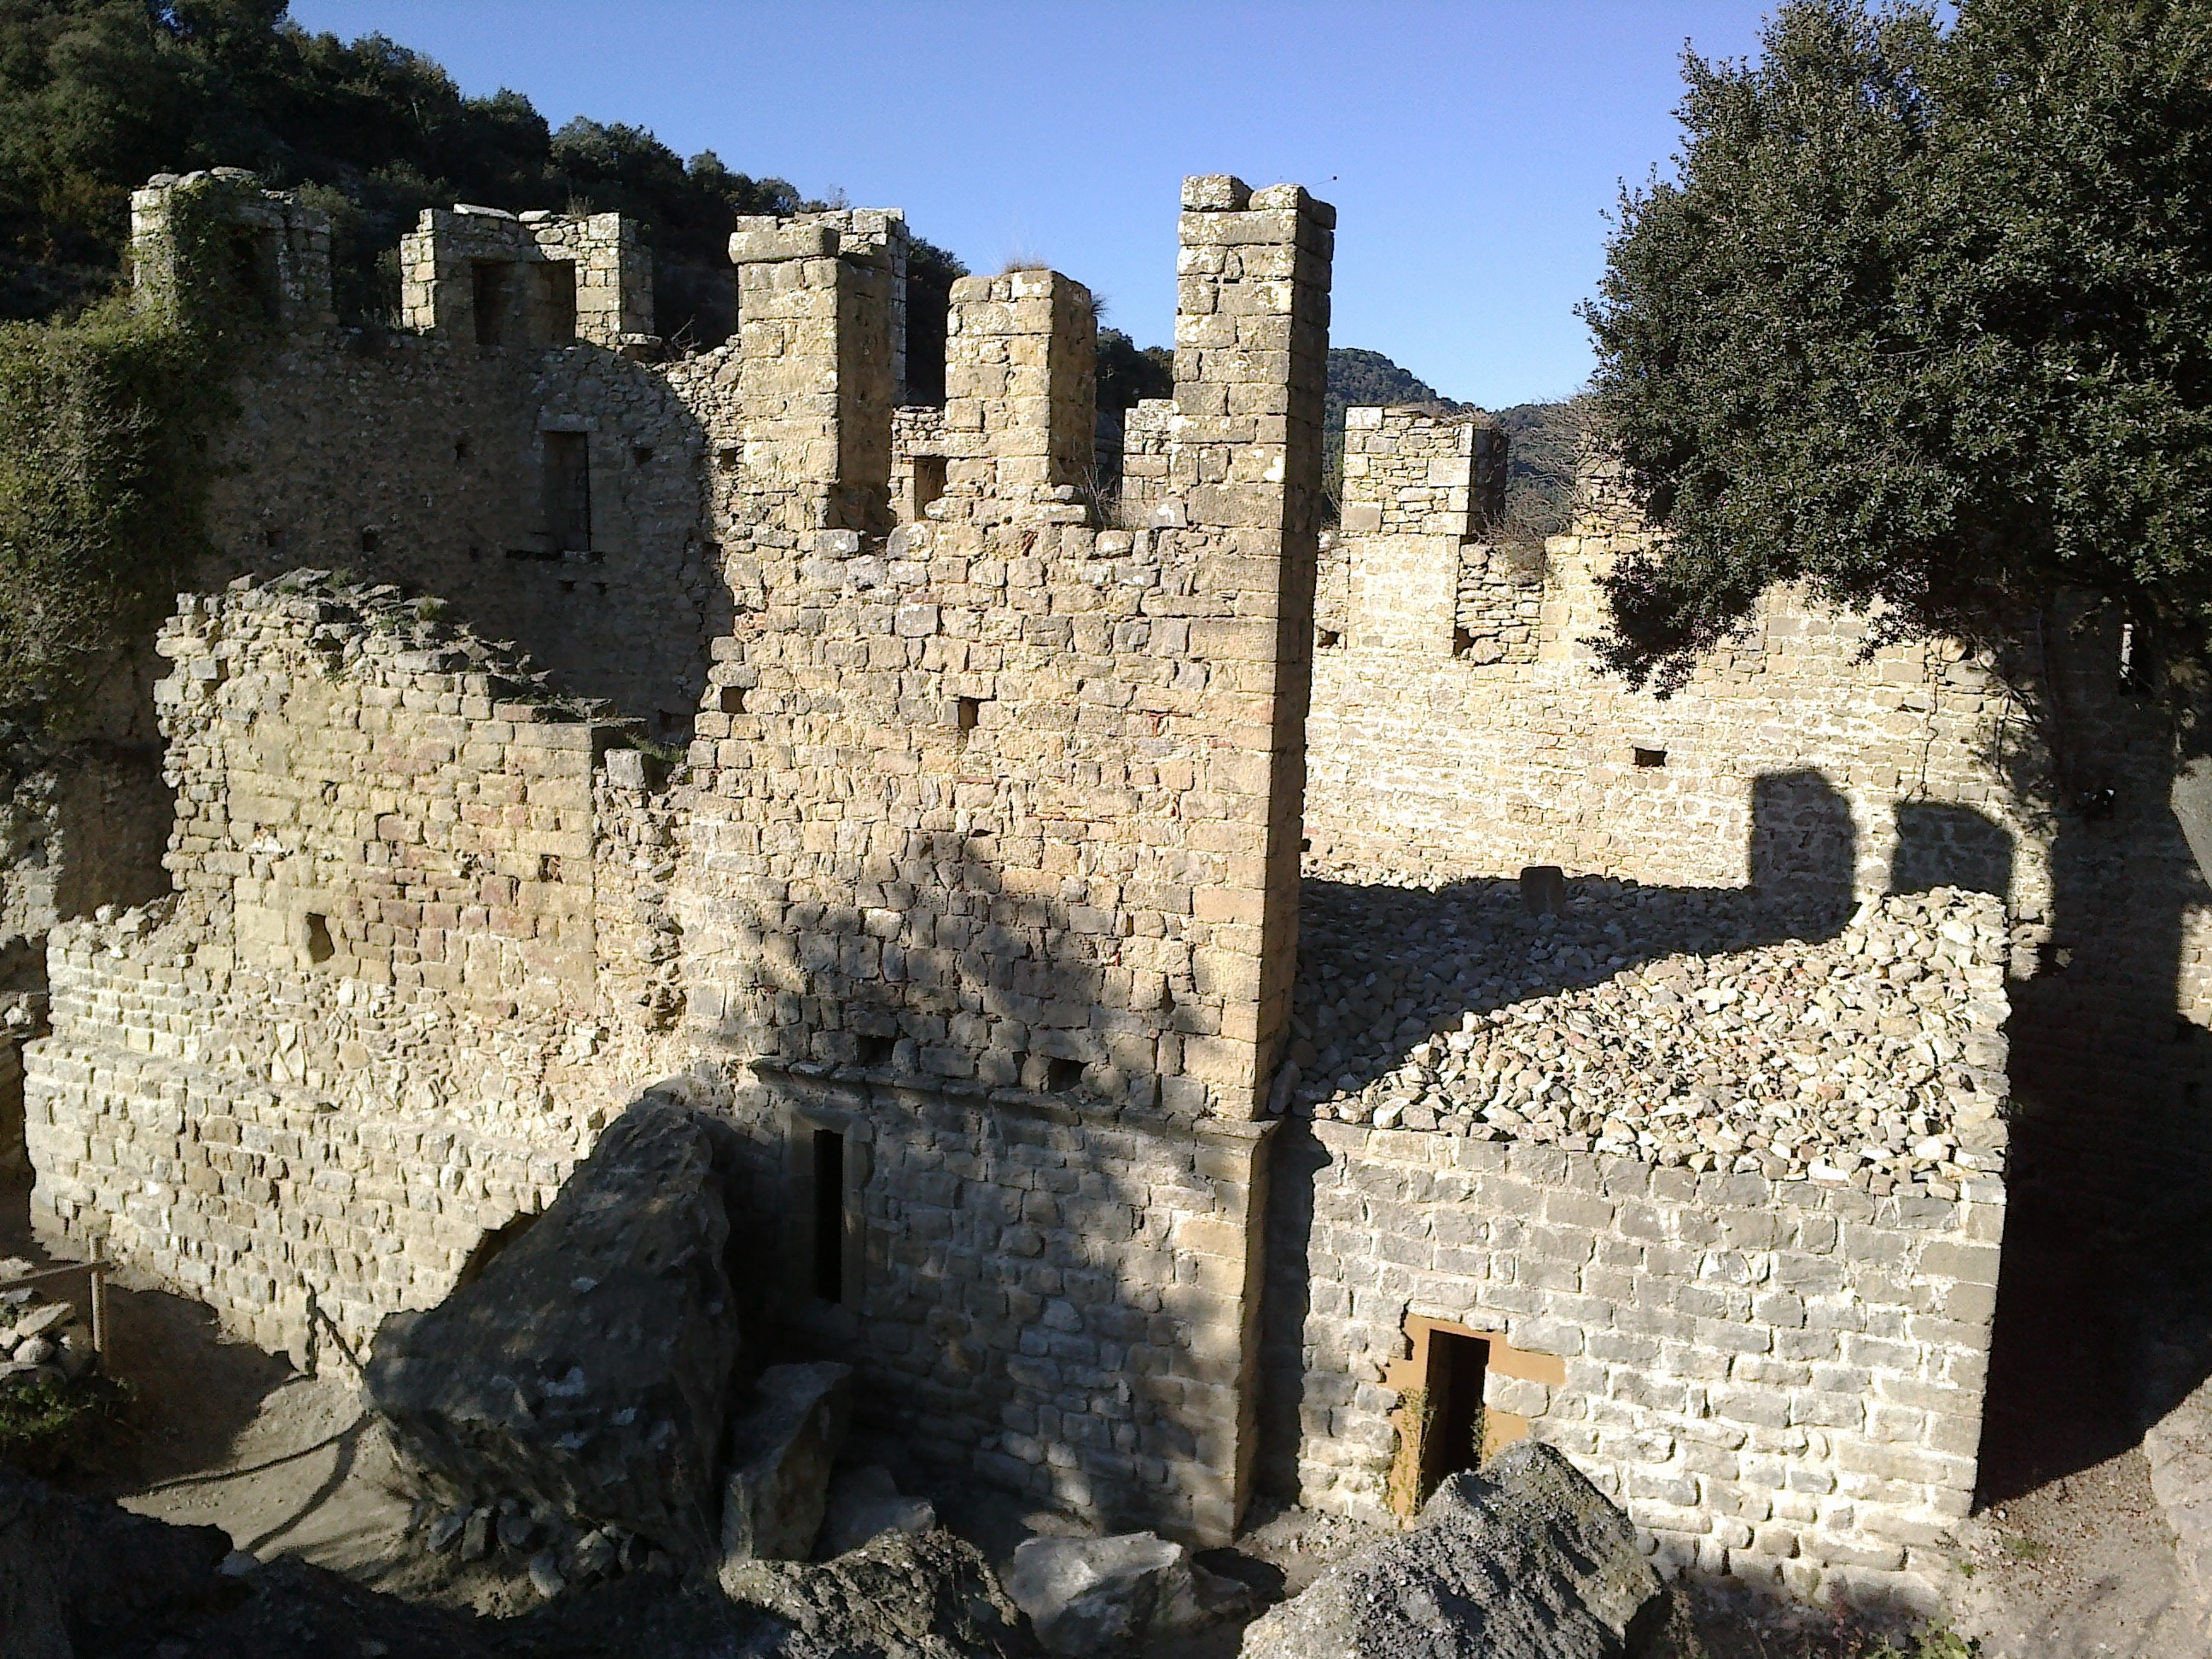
1890;801;2014;900
1980;677;2212;1505
1749;770;1857;923
689;830;1265;1536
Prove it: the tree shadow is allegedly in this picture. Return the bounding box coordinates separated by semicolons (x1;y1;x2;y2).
1261;768;1867;1499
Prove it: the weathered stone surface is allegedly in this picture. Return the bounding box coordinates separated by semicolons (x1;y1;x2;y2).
720;1527;1036;1658
818;1464;936;1559
718;1360;853;1571
1004;1531;1234;1656
364;1087;742;1566
2146;1371;2212;1631
1239;1441;1664;1659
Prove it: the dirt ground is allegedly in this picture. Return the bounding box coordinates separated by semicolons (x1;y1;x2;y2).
5;1171;2203;1656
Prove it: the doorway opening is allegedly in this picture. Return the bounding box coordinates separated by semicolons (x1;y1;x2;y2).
811;1127;845;1304
1417;1329;1489;1499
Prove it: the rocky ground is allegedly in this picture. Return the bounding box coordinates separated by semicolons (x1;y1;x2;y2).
1289;873;2011;1197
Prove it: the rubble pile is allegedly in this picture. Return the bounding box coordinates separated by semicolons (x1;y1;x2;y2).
0;1260;95;1390
1289;878;2010;1197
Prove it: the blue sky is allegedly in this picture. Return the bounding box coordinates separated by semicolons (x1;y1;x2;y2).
287;3;1778;408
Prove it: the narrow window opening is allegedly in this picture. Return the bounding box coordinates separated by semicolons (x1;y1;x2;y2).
538;854;562;882
911;453;947;519
541;260;578;344
1633;747;1668;769
225;227;280;320
956;696;982;737
453;437;472;464
811;1128;846;1304
716;446;742;472
560;579;578;594
467;545;482;562
472;260;513;346
632;445;655;469
544;431;591;552
719;686;748;714
304;912;335;964
593;581;608;597
855;1033;895;1068
1417;1330;1490;1502
1044;1056;1083;1093
1316;627;1342;650
1452;626;1476;658
358;527;380;555
263;527;282;550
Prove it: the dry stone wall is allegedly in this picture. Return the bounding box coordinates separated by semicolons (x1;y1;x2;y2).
25;578;681;1354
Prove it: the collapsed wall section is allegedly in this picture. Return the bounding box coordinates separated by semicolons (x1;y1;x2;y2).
24;578;678;1356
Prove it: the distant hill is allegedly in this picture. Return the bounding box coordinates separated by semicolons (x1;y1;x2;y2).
1323;347;1586;542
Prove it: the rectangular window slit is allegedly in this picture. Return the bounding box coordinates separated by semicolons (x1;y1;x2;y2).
1316;627;1342;650
472;260;512;346
544;432;591;552
1633;747;1668;769
541;260;577;344
358;527;379;555
855;1034;895;1068
1045;1056;1083;1092
1452;626;1476;658
719;686;748;714
632;445;655;468
811;1129;845;1304
956;696;982;736
304;912;335;964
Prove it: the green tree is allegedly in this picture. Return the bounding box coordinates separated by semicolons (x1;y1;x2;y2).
0;2;818;340
1585;0;2212;728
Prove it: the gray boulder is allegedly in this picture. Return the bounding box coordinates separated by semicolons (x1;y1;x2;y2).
1238;1441;1667;1659
1006;1531;1242;1656
719;1361;854;1575
364;1087;744;1567
818;1464;937;1559
720;1526;1037;1658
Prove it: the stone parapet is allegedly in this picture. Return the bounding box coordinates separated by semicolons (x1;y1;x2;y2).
400;205;652;350
130;169;335;335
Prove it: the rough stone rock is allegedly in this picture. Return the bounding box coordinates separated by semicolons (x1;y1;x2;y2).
2146;1370;2212;1632
364;1088;744;1566
818;1464;937;1559
719;1361;854;1574
0;1468;232;1659
12;1300;73;1343
1004;1531;1221;1656
1237;1441;1666;1659
719;1526;1037;1659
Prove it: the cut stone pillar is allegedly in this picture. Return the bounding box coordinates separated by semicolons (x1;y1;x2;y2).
1170;175;1335;1121
942;268;1097;521
726;222;894;538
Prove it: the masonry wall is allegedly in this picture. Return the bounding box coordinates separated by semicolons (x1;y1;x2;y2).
1271;1123;2000;1613
25;579;678;1355
133;176;725;742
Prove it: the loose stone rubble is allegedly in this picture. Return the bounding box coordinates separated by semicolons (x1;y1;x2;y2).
1004;1531;1247;1656
0;1258;94;1390
1289;880;2010;1196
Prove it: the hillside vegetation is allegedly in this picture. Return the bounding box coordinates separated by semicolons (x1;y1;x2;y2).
1324;346;1583;542
0;0;963;345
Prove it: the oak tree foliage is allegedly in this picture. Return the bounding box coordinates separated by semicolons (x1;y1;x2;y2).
1586;0;2212;725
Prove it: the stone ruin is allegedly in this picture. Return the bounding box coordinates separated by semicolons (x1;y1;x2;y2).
7;160;2211;1626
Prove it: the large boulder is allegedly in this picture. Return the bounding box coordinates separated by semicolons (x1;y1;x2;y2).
720;1527;1039;1658
718;1361;854;1571
1238;1441;1668;1659
365;1088;745;1567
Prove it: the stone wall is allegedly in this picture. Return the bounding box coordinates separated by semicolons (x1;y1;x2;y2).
1271;1121;1999;1612
25;578;678;1354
